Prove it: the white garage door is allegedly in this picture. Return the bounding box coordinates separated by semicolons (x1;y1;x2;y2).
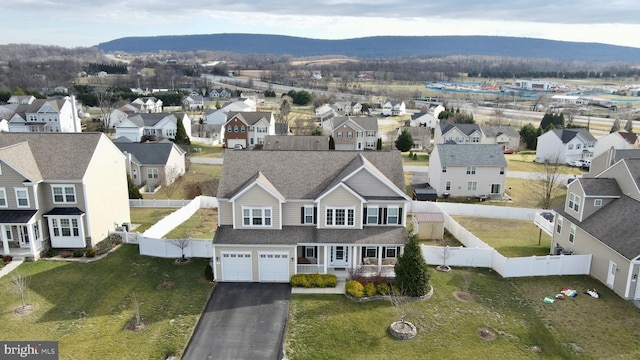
221;252;252;281
227;139;246;149
259;253;290;282
335;143;355;151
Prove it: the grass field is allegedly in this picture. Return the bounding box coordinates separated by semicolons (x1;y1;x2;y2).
286;268;640;359
143;164;221;200
0;245;214;359
189;143;224;157
453;216;551;257
165;208;217;239
129;208;175;233
504;177;567;209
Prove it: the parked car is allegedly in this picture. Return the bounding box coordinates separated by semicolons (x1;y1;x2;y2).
568;160;585;167
233;144;245;150
581;160;591;170
503;148;515;154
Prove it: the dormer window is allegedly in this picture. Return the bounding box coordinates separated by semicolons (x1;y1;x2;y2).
569;193;581;212
594;199;602;206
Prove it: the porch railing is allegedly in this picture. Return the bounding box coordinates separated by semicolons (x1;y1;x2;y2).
296;264;324;274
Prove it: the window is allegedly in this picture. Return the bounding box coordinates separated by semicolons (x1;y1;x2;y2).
569;225;575;243
242;207;272;226
594;199;602;206
490;184;501;194
347;132;353;138
257;137;265;145
240;126;245;132
367;206;378;224
304;206;314;224
556;217;563;233
467;181;477;191
472;136;480;143
569;193;581;212
568;144;573;150
132;169;138;180
257;126;267;133
51;218;80;237
52;185;76;203
445;181;451;191
442;166;447;173
466;166;476;175
227;127;232;132
365;141;375;148
366;247;377;258
5;226;11;240
576;144;581;149
337;131;343;138
357;131;363;138
499;167;505;175
15;188;29;207
386;247;397;258
326;207;355;226
387;207;399;224
250;126;255;132
147;168;159;179
366;131;376;137
305;246;315;258
233;126;239;132
0;188;6;207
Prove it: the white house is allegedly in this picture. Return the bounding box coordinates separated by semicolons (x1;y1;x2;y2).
535;128;596;164
115;113;191;142
132;97;163;113
434;123;484;144
428;144;507;199
593;131;638;158
183;93;205;111
223;111;276;149
410;112;439;129
382;101;406;116
3;96;81;133
205;98;256;126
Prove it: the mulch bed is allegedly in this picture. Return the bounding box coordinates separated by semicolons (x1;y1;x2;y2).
125;318;151;332
453;290;476;302
477;326;497;341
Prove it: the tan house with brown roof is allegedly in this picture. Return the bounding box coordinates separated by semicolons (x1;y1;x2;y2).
0;133;130;259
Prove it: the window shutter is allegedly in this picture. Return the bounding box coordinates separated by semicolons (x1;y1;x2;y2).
301;207;305;224
378;207;383;225
363;207;367;225
313;207;317;224
398;208;403;225
383;208;388;224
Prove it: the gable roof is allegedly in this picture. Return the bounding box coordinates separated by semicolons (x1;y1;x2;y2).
226;111;272;126
0;133;103;180
399;126;430;138
435;144;507;167
618;131;638;145
579;178;622;197
439;123;481;136
263;135;329;150
113;141;182;165
217;151;405;200
125;113;177;127
481;126;519;138
332;116;378;131
550;128;597;143
0;142;43;182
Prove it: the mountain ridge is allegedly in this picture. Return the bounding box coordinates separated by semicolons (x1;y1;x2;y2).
97;33;640;63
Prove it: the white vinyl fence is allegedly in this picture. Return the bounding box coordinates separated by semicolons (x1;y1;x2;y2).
130;199;196;208
411;201;592;277
138;237;213;258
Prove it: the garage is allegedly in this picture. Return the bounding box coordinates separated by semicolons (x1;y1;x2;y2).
226;139;246;149
335;143;355;151
259;253;290;282
221;252;253;281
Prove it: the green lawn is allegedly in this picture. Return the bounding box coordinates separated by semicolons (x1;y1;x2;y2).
188;143;224;157
129;208;175;233
286;269;640;359
453;216;551;257
0;245;214;359
505;154;583;175
401;151;429;166
166;208;217;239
144;164;222;200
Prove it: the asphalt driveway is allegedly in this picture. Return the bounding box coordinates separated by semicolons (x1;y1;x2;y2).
181;283;291;360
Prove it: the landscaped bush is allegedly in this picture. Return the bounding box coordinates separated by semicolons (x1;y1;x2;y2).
204;264;214;281
46;248;57;258
85;247;96;258
345;280;365;298
364;282;376;297
72;249;84;257
0;258;5;268
290;274;337;288
2;255;12;263
94;234;123;255
376;283;390;295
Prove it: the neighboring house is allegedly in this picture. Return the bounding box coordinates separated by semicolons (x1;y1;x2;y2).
132;97;163;113
113;138;186;193
410;112;439;129
0;133;130;258
550;158;640;300
263;135;329;150
396;126;431;151
382;101;406;116
593;131;638;158
223;111;276;149
212;150;411;282
481;126;521;152
413;101;445;119
323;117;379;150
182;93;204;111
209;88;232;98
434;123;483;145
204;98;256;126
315;104;338;121
7;96;36;105
334;101;362;116
2;96;82;133
108;104;139;129
535;128;596;164
428;144;507;199
115;113;192;142
586;148;640;177
274;122;290;136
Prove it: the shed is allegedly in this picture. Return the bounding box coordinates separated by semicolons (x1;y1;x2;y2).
412;212;445;240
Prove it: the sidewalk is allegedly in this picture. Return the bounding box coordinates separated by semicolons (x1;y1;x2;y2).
0;258;25;279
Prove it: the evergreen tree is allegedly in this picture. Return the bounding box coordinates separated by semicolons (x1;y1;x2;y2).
610;118;621;133
174;119;190;145
625;119;634;133
127;174;142;199
329;135;335;150
394;234;430;297
395;130;414;152
519;123;541;150
376;138;382;150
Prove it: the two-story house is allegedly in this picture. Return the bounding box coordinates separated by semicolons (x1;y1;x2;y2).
434;123;484;145
0;133;130;259
2;96;82;133
535;128;596;164
223;111;275;149
323;117;379;150
409;112;439;129
204;98;256;126
586;148;640;177
212;150;411;282
132;97;163;113
428;144;507;199
115;113;192;142
334;101;362;116
182;93;205;111
382;101;406;117
396;126;431;151
551;157;640;300
481;126;521;153
113;138;186;193
593;131;638;158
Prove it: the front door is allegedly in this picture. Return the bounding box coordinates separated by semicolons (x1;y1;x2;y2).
18;226;30;248
607;261;617;288
331;246;349;267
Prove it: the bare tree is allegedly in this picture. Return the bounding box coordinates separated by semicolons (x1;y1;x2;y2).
171;238;191;261
436;237;452;272
528;156;564;210
131;293;142;327
158;166;182;199
11;273;31;311
94;85;115;131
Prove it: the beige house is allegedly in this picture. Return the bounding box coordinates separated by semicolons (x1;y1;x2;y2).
322;117;379;150
0;133;130;259
551;157;640;300
212;151;411;282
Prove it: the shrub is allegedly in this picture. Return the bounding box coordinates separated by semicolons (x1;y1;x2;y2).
72;249;84;257
319;274;338;288
95;234;123;255
290;274;338;288
2;255;12;262
204;264;214;281
345;280;364;298
394;234;430;297
307;274;321;288
413;153;418;160
46;248;58;258
377;283;390;296
0;258;5;268
364;282;377;297
85;247;96;258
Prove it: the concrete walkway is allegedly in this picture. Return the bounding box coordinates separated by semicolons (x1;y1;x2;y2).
0;258;25;279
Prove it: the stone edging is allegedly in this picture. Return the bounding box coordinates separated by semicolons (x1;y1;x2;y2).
40;245;122;264
345;285;434;302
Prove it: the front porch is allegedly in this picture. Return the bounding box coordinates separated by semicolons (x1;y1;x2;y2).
0;211;45;259
296;244;400;278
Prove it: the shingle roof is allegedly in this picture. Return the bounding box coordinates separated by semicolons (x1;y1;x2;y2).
399;126;430;138
126;113;177;127
613;150;640;163
439;123;481;136
217;151;405;200
113;141;178;165
435;144;507;167
481;126;519;138
263;135;329;150
226;111;272;126
618;131;638;145
0;133;103;180
332;117;378;131
580;178;622;197
0;142;42;182
213;225;406;245
551;128;596;143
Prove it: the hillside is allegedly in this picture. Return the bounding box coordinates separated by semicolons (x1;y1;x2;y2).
97;33;640;63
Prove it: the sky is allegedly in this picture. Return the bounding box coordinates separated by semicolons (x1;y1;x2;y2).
3;0;640;49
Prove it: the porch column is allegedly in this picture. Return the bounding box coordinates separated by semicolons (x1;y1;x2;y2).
323;245;328;274
351;245;357;270
27;223;38;260
1;226;8;255
377;246;383;272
